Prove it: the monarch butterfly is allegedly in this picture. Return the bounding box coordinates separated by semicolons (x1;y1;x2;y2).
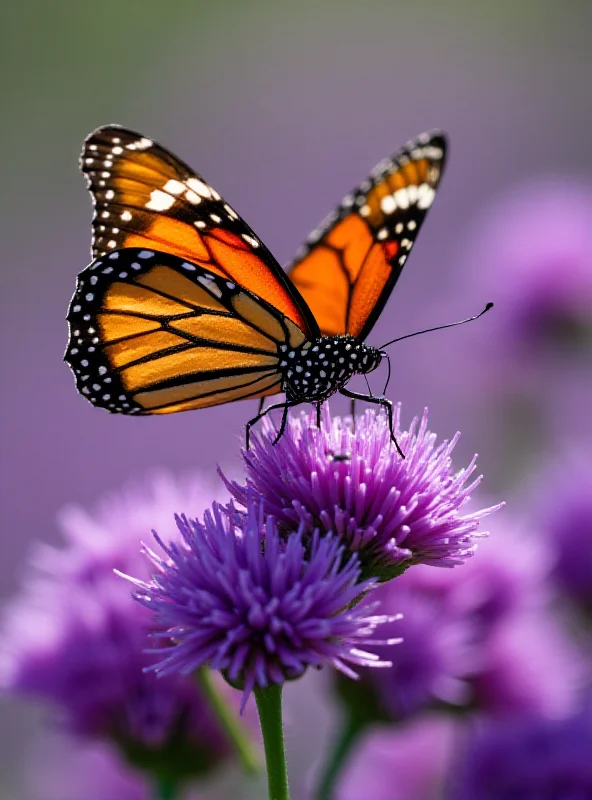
65;125;468;453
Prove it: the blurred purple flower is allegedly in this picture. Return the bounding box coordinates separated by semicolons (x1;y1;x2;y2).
452;704;592;800
24;736;150;800
1;473;238;781
127;498;397;707
336;715;456;800
532;451;592;615
35;471;222;584
349;521;582;720
223;406;500;581
465;179;592;368
457;180;592;454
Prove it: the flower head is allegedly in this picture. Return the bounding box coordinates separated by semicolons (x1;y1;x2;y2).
337;715;456;800
464;179;592;365
24;736;150;800
128;498;396;707
1;473;237;782
532;451;592;615
342;520;583;721
36;471;221;584
223;405;499;581
452;704;592;800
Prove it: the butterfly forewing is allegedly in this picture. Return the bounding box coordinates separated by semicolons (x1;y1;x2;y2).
81;125;319;339
287;131;447;340
63;248;310;415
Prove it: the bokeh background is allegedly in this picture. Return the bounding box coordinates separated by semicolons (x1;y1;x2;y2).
1;2;591;798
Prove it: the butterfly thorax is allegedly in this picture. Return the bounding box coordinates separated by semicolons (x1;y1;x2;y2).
279;336;382;403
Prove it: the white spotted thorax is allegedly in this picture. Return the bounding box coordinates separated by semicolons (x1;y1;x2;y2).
278;336;382;402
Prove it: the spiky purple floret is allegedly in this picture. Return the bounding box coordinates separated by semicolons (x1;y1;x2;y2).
223;405;500;580
126;500;397;707
0;473;235;775
454;704;592;800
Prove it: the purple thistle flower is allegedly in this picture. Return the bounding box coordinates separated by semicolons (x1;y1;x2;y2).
24;736;151;800
532;451;592;616
0;473;241;782
35;471;224;584
456;180;592;450
126;499;397;708
463;179;592;366
452;704;592;800
336;715;456;800
222;405;500;581
346;521;583;721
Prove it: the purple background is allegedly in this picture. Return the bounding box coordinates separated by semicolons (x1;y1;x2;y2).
2;2;591;797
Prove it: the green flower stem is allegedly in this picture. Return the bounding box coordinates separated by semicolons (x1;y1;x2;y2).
154;777;178;800
195;666;260;775
254;682;290;800
315;714;368;800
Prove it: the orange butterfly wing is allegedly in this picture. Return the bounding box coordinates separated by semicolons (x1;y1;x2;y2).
65;248;311;415
287;131;447;339
81;125;319;340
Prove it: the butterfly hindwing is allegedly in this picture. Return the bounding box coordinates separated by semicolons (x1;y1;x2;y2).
287;131;447;340
81;125;319;340
64;248;312;415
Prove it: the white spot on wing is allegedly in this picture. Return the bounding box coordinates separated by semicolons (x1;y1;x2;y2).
406;184;419;204
186;178;211;198
242;233;259;248
417;183;435;209
185;190;202;205
146;189;175;211
197;275;223;298
163;179;185;195
380;195;397;214
393;188;409;209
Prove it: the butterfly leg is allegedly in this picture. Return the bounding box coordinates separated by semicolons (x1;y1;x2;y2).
245;400;299;450
339;387;405;459
316;402;322;429
257;397;266;416
349;397;357;428
272;402;295;446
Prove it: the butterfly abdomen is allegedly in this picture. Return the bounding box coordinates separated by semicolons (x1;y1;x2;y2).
279;335;382;402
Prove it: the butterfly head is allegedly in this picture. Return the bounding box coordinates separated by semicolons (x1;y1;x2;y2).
357;345;382;375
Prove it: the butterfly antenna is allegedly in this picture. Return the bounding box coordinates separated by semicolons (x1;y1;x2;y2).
379;350;392;395
380;302;494;349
